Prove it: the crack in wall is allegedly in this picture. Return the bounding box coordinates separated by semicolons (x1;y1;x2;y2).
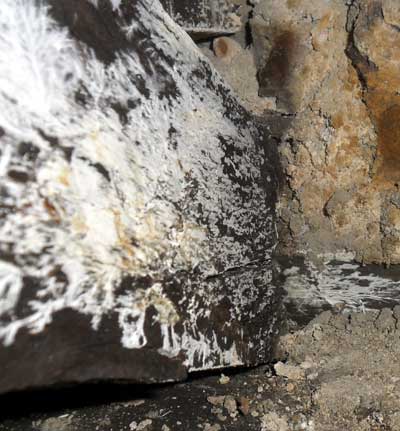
344;0;380;182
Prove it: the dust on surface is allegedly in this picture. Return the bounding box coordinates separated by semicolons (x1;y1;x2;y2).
276;307;400;430
2;308;400;431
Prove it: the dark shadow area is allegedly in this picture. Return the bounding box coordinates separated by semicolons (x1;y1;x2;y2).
0;363;273;421
0;383;155;421
0;364;278;431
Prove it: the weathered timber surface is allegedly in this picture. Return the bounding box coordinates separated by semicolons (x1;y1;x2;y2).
159;0;242;37
0;0;282;393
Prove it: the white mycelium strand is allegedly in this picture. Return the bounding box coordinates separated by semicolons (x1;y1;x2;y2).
0;0;83;142
284;256;400;313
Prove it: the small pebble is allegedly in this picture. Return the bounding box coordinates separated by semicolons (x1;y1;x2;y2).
300;360;314;370
238;397;250;416
219;374;230;385
274;362;305;380
286;383;295;392
137;419;152;431
207;396;225;406
212;37;240;63
224;395;237;415
204;423;221;431
307;372;319;381
334;302;345;312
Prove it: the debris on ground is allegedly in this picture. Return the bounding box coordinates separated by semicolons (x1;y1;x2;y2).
3;309;400;431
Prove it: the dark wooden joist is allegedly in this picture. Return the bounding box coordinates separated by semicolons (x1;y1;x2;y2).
0;0;282;393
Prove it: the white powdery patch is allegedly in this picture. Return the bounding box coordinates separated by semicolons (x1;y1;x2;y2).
0;0;265;370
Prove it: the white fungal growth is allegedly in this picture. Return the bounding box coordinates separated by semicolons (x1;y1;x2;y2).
181;330;243;371
0;262;23;319
118;283;180;350
0;0;83;141
110;0;123;10
89;0;122;11
284;256;400;312
0;0;269;371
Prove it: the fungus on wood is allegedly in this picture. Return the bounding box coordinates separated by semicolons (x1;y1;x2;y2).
0;0;282;393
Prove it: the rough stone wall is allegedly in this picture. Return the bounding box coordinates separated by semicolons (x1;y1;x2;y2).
251;0;400;265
